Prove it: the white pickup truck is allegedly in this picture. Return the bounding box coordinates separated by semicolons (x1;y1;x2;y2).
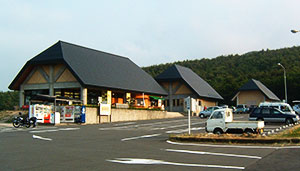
206;108;264;134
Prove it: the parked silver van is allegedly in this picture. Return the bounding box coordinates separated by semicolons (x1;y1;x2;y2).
258;102;295;114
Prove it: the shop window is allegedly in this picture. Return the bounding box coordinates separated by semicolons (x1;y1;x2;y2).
24;89;49;105
88;89;102;104
179;99;184;106
136;99;144;106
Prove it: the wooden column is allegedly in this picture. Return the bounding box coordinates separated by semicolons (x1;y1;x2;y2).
19;84;25;107
81;87;87;105
49;65;54;96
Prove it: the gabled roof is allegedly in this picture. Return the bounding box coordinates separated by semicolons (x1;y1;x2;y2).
155;64;223;100
9;41;167;95
233;79;280;101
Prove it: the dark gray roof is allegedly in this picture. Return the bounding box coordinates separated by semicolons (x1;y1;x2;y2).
156;64;223;100
9;41;167;95
238;79;280;101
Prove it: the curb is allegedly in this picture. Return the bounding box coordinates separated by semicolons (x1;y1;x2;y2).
170;122;300;144
169;136;300;144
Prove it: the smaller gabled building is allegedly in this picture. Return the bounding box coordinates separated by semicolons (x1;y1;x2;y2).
232;79;280;106
155;64;223;114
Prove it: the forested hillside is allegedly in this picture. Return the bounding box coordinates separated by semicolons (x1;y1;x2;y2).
0;91;18;110
143;46;300;105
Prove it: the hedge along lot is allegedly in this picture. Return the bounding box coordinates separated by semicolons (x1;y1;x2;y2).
169;126;300;145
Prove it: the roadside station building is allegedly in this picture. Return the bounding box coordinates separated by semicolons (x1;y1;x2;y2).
155;64;223;115
9;41;175;123
232;79;280;106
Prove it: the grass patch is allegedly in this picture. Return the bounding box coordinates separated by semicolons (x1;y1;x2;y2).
0;110;28;123
272;124;300;138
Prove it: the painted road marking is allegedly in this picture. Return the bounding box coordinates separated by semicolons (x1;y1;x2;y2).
99;118;196;130
114;122;137;126
167;140;300;149
30;130;59;133
58;128;80;131
107;158;244;170
121;134;161;141
166;127;205;134
151;122;206;130
30;127;80;133
165;149;262;159
32;135;52;141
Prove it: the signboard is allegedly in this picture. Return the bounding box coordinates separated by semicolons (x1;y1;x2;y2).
185;97;191;110
100;104;111;115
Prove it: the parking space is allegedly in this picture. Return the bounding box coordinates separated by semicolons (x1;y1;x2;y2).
1;116;299;170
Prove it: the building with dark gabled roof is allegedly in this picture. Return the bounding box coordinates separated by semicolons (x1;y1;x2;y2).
9;41;167;108
232;79;280;106
155;64;223;114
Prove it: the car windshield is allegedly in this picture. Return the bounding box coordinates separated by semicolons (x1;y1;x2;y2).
211;111;224;119
206;107;213;111
281;105;292;112
237;105;243;108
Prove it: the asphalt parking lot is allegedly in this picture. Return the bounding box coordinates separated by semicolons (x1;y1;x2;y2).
1;114;300;171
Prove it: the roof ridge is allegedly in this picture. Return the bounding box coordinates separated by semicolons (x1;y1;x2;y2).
59;40;130;60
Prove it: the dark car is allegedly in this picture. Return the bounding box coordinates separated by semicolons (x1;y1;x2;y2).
249;107;299;125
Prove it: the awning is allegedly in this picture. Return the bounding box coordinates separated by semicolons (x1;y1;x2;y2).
150;96;165;100
30;94;82;103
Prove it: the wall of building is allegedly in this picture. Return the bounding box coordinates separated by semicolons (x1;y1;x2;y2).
85;107;183;124
201;99;217;108
237;90;265;106
86;107;100;124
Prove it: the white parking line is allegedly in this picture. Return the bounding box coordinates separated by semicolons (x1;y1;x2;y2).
151;122;206;130
114;122;137;126
30;127;80;133
165;149;262;159
167;140;300;149
30;130;59;133
121;134;161;141
166;127;205;134
107;158;244;170
99;119;192;130
32;135;52;141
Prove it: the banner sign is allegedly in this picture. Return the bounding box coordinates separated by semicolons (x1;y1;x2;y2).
100;104;111;115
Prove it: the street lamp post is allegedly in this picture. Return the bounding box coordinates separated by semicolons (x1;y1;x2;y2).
278;63;287;103
291;29;299;33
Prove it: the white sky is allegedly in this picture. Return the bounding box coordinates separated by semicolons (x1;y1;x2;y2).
1;0;300;91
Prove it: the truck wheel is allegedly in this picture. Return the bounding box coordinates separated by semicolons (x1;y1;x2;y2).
199;114;205;119
244;129;253;135
285;118;293;125
213;128;223;135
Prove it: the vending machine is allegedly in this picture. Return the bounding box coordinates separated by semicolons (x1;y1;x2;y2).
29;104;54;123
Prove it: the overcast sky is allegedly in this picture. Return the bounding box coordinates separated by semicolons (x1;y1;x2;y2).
1;0;300;91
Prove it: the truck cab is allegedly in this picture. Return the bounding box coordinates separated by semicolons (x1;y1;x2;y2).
206;108;264;134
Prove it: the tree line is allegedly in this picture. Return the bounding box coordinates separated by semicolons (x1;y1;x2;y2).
1;46;300;110
143;46;300;105
0;91;19;110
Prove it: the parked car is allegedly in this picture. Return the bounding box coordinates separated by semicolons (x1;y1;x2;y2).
259;102;296;114
235;104;249;114
249;107;299;125
205;108;264;134
199;106;222;118
292;100;300;115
